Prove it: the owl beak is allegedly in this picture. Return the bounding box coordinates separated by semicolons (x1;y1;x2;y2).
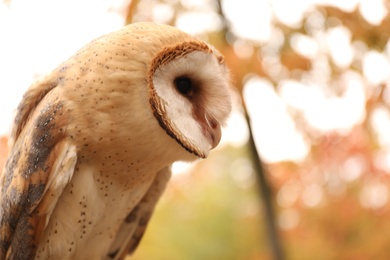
205;115;222;150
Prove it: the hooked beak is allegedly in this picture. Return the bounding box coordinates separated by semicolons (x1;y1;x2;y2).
204;115;222;149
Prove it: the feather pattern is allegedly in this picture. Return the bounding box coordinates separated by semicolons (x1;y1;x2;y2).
0;82;76;259
106;166;171;260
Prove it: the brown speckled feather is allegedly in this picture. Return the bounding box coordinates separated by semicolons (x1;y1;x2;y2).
0;82;77;259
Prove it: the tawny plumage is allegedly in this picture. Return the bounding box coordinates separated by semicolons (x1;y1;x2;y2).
0;22;232;259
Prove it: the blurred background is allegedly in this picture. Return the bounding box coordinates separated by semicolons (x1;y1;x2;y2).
1;0;390;259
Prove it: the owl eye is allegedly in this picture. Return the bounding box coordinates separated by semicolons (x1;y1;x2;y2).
174;77;193;96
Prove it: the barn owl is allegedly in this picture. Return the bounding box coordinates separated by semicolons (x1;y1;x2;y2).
0;22;232;259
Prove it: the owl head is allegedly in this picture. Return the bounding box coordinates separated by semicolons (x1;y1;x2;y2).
32;22;233;162
146;25;232;159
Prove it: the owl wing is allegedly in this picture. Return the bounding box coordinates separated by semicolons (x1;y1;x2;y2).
106;166;172;260
0;80;77;259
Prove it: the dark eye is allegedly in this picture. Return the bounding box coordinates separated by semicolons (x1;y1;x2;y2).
174;77;193;96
